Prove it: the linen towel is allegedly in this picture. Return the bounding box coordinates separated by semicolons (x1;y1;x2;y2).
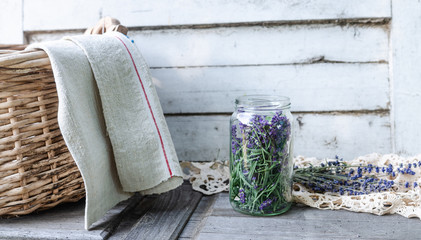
27;32;183;229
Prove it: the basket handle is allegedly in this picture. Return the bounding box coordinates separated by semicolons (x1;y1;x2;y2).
84;17;128;35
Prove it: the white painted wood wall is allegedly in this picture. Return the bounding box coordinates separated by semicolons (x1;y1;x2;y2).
1;0;421;161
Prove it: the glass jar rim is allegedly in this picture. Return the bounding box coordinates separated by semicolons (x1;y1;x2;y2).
235;94;291;110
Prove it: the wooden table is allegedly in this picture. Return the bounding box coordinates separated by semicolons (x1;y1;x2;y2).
0;181;420;239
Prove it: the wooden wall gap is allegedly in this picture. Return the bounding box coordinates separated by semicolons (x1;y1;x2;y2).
164;109;390;118
23;17;390;37
150;61;389;70
126;18;391;31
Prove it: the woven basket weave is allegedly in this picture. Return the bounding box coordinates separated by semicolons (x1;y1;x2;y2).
0;47;85;216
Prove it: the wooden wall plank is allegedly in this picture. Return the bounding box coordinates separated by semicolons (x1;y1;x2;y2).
167;115;228;162
23;0;101;31
130;25;388;67
23;0;391;31
166;113;391;162
103;0;391;27
390;0;421;156
19;0;394;162
293;113;392;160
26;25;389;66
151;63;389;113
0;0;23;44
25;30;84;44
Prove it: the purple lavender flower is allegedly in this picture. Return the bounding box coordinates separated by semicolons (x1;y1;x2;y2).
230;125;242;156
259;198;273;210
293;157;405;196
231;124;237;137
239;188;246;204
239;122;248;131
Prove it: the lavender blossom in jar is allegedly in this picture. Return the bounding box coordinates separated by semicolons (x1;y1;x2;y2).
229;95;293;216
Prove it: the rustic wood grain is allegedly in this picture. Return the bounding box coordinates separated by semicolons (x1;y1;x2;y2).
28;25;389;67
24;28;392;161
100;193;143;240
20;2;392;161
0;199;102;240
0;182;203;240
196;193;421;240
23;0;100;31
131;25;388;67
151;63;389;113
122;182;202;240
167;113;392;161
179;195;218;239
390;0;421;156
22;0;391;31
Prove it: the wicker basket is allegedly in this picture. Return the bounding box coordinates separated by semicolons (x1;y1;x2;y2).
0;47;85;216
0;17;128;216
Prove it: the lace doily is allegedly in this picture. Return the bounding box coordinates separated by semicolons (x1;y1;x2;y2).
181;153;421;219
293;153;421;219
180;161;229;195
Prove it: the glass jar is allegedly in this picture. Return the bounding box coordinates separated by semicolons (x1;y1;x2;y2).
229;95;293;216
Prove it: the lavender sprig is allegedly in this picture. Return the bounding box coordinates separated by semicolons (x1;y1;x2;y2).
230;111;292;215
293;156;420;195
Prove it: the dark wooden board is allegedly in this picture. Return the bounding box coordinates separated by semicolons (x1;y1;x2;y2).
122;182;202;240
0;181;202;240
101;193;144;239
179;194;218;239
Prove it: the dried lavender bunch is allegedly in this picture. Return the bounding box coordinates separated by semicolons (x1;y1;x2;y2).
229;111;293;215
293;156;421;195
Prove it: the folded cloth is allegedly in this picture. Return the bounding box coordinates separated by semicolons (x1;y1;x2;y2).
27;32;183;229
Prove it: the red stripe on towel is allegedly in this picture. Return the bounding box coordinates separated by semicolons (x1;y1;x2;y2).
114;36;173;177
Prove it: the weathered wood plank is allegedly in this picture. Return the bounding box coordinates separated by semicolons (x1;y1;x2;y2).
151;63;389;113
0;0;23;44
293;113;392;159
390;0;421;156
128;25;388;67
196;193;421;240
179;195;218;239
166;113;391;162
100;194;143;240
103;0;392;27
23;0;101;31
25;29;84;44
23;0;391;31
0;182;203;239
123;182;202;240
26;24;389;67
0;200;102;240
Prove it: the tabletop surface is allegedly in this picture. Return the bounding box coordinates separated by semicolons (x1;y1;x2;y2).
0;181;420;240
